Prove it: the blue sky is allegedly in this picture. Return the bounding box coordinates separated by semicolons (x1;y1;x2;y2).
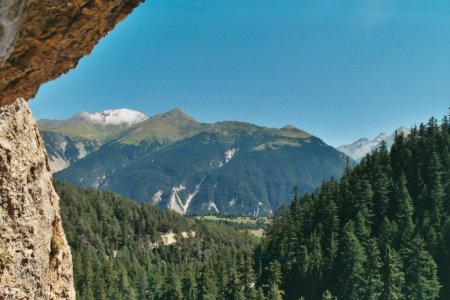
30;0;450;146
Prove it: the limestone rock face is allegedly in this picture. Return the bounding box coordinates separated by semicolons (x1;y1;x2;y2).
0;0;144;107
0;99;75;299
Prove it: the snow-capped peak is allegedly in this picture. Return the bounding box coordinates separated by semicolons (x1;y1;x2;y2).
78;109;148;125
337;127;411;162
374;133;388;142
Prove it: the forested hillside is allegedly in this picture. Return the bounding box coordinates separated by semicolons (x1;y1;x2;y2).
259;116;450;299
56;182;264;299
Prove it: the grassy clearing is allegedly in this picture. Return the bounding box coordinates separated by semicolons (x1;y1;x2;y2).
193;216;268;233
194;215;265;224
246;228;265;238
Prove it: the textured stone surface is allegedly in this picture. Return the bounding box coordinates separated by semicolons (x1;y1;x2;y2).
0;99;75;299
0;1;144;297
0;0;144;107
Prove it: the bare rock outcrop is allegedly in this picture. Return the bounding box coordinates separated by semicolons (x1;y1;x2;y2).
0;98;75;299
0;0;144;107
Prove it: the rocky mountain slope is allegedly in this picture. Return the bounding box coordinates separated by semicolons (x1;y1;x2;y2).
40;108;351;216
337;127;411;162
38;108;150;172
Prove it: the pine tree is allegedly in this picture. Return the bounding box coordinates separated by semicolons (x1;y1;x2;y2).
224;269;246;300
439;218;450;299
402;237;441;299
336;221;367;300
379;217;398;247
394;175;415;247
380;245;404;300
182;270;198;300
354;178;374;228
373;171;392;231
427;152;446;228
242;247;258;300
302;229;324;299
265;261;284;300
198;262;218;300
339;163;354;223
255;287;266;300
364;238;383;299
82;250;95;300
162;269;183;300
355;211;371;245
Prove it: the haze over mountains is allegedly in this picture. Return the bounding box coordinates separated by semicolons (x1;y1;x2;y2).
337;127;411;162
39;108;350;216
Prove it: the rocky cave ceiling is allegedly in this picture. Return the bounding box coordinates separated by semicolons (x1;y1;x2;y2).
0;0;144;107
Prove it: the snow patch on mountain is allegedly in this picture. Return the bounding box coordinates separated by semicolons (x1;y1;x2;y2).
338;127;410;162
78;109;148;125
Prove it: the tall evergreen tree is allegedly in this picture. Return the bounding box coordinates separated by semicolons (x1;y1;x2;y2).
364;238;383;299
265;261;284;300
402;237;441;300
198;263;218;300
394;175;415;247
373;171;392;231
381;245;404;300
427;152;446;228
336;222;367;300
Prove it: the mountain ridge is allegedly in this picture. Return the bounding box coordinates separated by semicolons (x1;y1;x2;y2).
338;126;411;162
39;108;352;216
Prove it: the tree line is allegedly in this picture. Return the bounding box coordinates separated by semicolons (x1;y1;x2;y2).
259;115;450;299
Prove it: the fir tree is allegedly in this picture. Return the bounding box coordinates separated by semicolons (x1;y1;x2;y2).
265;261;284;300
427;152;446;228
198;263;218;300
336;221;367;300
394;175;415;247
364;238;383;299
381;245;404;300
402;237;441;300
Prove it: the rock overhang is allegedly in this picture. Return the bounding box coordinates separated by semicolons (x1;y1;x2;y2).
0;0;144;107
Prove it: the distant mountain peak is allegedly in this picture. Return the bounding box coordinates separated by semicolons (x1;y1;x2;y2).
77;108;148;125
374;133;388;142
281;125;299;130
155;108;196;122
394;126;410;135
338;126;411;162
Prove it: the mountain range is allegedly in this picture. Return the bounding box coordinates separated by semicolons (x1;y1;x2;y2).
38;108;350;216
337;126;411;162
